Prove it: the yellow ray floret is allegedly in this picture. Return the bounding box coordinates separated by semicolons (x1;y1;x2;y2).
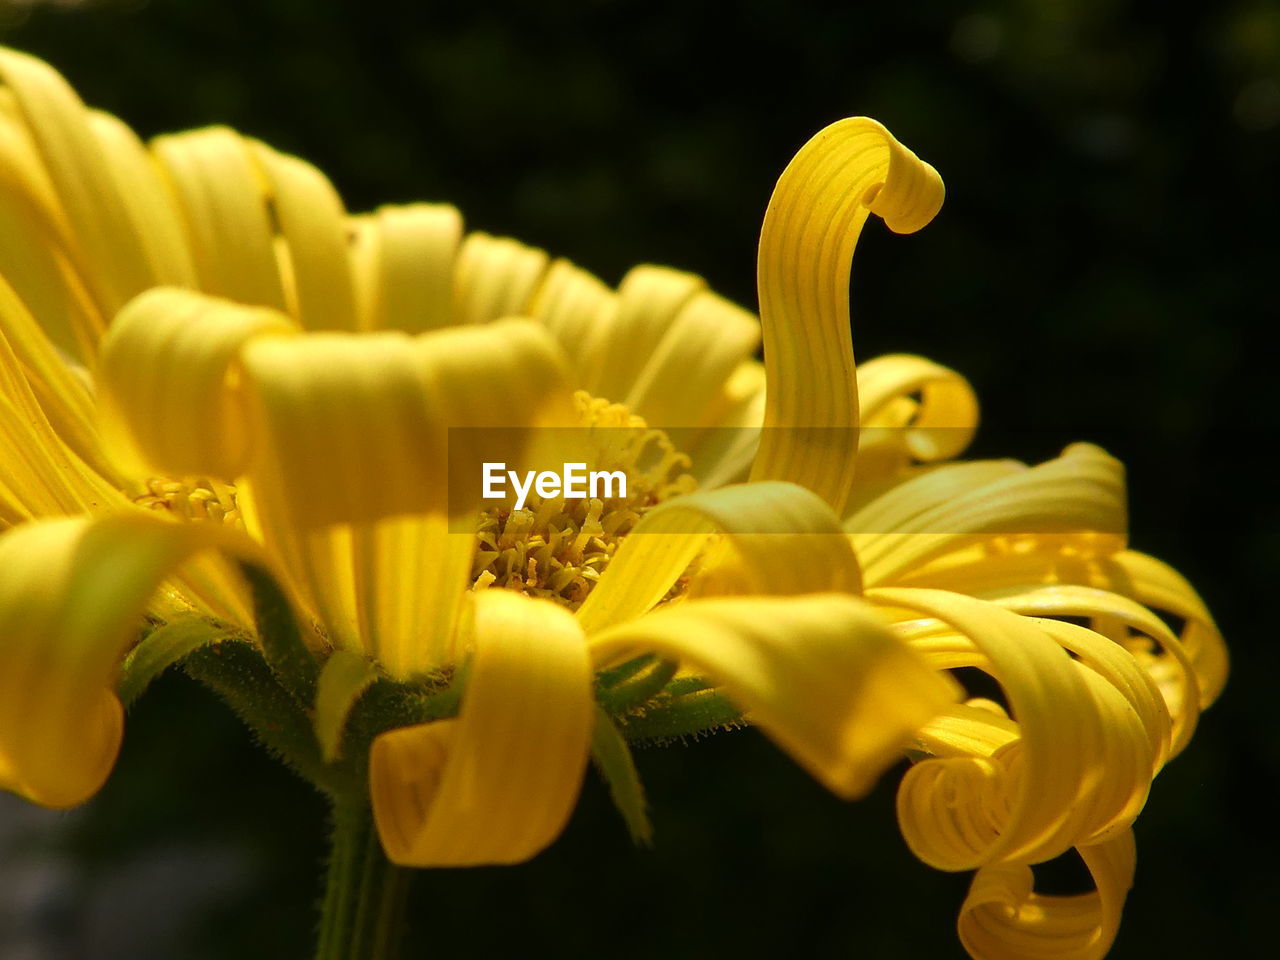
0;513;250;807
751;117;945;512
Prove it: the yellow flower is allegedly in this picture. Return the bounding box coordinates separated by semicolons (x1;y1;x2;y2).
0;47;1225;960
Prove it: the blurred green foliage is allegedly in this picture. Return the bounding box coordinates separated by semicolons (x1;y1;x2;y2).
1;0;1275;957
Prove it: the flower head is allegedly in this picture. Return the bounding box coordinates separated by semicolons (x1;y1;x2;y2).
0;46;1225;960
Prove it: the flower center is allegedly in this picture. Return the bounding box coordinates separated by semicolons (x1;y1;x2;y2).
132;477;243;526
472;391;696;609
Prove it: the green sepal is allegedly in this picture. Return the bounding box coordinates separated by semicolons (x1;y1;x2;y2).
182;640;351;795
590;705;653;846
118;616;233;708
239;561;320;706
330;661;468;787
615;677;743;744
596;655;678;715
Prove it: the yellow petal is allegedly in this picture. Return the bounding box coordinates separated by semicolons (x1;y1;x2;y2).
958;830;1136;960
751;117;944;512
589;593;958;798
453;231;549;325
97;287;298;479
241;317;572;529
1103;550;1227;710
0;513;247;807
370;589;592;866
850;444;1127;586
982;584;1188;761
582;264;704;402
240;318;574;673
850;353;979;506
0;49;157;316
248;140;358;330
623;289;760;428
87;109;198;289
0;113;104;364
576;480;862;635
0;390;118;523
151;127;289;311
1;284;120;518
354;203;463;332
682;359;766;491
528;257;615;374
877;588;1156;870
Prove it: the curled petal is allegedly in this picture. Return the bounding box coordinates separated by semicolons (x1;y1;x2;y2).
850;444;1127;586
151;127;289;312
891;537;1224;750
370;590;593;866
351;203;462;332
0;513;252;807
576;480;862;635
453;231;550;326
958;831;1136;960
87;110;198;290
584;265;704;404
98;288;576;674
0;48;157;316
240;317;575;673
98;287;297;478
877;588;1155;869
1102;550;1227;710
248;140;357;331
528;257;615;374
852;353;979;500
985;584;1190;761
683;360;766;491
589;593;958;798
623;290;760;429
751;117;943;513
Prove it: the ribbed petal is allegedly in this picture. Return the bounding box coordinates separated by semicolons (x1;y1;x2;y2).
1103;550;1227;710
528;257;615;373
453;231;550;325
247;140;357;331
350;203;462;332
583;265;704;403
589;593;957;798
87;109;198;290
875;588;1158;871
0;108;104;365
623;289;760;428
98;287;298;479
850;353;979;509
849;444;1127;586
576;480;862;635
239;317;575;673
1;281;120;521
151;127;289;312
370;590;593;866
0;513;250;807
958;830;1136;960
751;117;944;512
682;359;766;490
0;49;157;317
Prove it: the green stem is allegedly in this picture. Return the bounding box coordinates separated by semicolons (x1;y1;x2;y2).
315;798;412;960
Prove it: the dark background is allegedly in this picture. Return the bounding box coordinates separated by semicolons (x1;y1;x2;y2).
0;0;1274;957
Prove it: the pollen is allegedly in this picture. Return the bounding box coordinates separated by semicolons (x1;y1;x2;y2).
132;477;243;527
472;391;696;609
